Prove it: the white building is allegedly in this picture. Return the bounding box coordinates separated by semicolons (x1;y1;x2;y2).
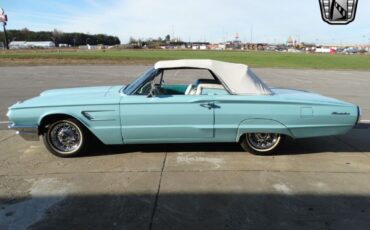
315;47;332;53
9;41;55;49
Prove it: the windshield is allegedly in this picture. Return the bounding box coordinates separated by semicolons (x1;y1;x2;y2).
122;67;157;95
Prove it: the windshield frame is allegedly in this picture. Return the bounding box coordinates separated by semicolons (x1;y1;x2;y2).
122;67;158;95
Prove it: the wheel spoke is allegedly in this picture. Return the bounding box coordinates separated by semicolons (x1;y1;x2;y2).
246;133;281;152
48;121;82;154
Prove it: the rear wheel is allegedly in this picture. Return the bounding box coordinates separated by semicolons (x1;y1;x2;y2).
42;118;88;157
240;133;282;155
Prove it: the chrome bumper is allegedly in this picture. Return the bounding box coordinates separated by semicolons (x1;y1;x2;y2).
8;123;39;141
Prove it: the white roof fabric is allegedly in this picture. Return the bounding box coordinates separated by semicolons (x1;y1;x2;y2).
154;59;272;95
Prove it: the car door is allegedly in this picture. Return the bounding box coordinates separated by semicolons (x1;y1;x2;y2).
119;95;214;143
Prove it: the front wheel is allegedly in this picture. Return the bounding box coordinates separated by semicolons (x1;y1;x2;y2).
42;118;88;157
240;133;283;155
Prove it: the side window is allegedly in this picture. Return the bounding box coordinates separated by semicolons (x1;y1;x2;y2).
134;68;228;96
161;69;215;85
161;69;227;96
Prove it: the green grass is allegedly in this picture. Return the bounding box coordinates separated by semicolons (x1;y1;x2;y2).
1;49;370;70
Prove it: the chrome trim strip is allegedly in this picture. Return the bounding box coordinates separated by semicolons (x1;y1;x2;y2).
81;111;116;121
8;124;39;141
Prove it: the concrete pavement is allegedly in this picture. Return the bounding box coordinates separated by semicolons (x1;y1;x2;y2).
1;129;370;230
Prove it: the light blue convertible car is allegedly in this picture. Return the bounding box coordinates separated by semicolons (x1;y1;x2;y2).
7;60;361;157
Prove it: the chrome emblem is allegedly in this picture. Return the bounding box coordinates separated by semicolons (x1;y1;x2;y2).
319;0;358;25
332;112;350;115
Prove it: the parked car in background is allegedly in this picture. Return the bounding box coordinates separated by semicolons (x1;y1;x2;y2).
8;59;362;157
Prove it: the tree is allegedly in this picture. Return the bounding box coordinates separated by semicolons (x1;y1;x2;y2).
20;27;30;40
0;29;120;46
51;29;64;45
129;37;137;44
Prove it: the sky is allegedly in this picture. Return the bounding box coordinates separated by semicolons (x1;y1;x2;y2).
0;0;369;44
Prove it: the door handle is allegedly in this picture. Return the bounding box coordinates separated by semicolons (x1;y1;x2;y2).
200;102;214;110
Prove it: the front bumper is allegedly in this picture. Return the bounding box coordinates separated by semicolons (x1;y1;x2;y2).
8;123;39;141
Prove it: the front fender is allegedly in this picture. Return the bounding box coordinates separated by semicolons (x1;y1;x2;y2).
236;119;293;142
37;107;122;145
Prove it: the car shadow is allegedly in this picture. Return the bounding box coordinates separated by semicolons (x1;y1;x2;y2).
84;129;370;157
4;193;370;230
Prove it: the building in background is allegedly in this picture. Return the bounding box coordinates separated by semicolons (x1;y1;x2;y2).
9;41;55;49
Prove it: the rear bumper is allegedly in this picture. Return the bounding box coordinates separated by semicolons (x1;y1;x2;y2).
8;123;39;141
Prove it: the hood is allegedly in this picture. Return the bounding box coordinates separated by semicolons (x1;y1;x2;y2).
271;87;353;106
9;85;124;109
40;86;113;97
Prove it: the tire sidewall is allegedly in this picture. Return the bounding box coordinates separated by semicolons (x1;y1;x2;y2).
240;133;283;155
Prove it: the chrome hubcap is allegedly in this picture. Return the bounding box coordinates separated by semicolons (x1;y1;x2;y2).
49;122;82;153
246;133;280;151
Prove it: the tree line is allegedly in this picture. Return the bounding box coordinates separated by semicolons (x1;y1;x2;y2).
0;28;120;46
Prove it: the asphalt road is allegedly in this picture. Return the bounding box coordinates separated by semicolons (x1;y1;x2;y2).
1;65;370;230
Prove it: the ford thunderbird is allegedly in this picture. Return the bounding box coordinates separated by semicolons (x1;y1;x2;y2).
7;60;362;157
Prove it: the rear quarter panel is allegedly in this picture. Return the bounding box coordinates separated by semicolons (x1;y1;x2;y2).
213;95;358;141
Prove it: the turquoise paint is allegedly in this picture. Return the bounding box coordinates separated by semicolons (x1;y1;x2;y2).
120;95;214;141
7;83;359;145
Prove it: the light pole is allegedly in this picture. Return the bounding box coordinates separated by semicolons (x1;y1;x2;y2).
2;22;8;49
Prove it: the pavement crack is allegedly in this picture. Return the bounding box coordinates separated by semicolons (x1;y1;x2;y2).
148;149;168;230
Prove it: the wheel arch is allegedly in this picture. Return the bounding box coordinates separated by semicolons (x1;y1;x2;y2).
236;118;294;142
38;113;97;139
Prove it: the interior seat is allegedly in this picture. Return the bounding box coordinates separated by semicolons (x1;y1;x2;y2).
195;84;224;95
185;84;194;95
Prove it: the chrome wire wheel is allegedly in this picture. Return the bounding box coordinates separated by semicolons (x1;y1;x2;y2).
47;120;83;155
246;133;281;153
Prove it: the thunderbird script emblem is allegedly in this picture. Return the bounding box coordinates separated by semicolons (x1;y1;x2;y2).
319;0;358;24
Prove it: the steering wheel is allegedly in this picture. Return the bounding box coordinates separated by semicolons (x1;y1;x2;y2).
148;81;162;97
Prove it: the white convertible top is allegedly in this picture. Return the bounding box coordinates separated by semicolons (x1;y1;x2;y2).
154;59;272;95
